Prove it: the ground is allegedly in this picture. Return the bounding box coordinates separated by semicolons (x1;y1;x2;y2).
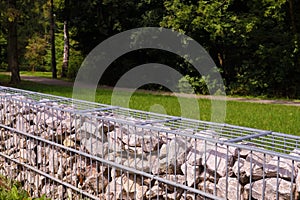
20;75;300;107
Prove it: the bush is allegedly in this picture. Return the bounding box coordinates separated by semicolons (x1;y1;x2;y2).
67;48;84;79
24;34;49;72
178;75;209;95
0;175;49;200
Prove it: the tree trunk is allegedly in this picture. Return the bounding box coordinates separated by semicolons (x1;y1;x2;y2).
61;0;69;78
50;0;57;79
8;0;20;84
289;0;300;96
289;0;297;35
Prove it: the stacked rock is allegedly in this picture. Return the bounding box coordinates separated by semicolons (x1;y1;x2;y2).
0;93;299;200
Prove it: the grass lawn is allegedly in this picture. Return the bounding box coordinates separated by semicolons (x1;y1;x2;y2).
20;71;52;78
19;71;71;81
0;74;299;135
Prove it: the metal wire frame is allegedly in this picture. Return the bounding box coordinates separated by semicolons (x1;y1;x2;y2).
0;85;299;200
1;85;299;153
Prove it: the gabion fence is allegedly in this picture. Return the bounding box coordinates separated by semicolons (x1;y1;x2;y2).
0;85;300;200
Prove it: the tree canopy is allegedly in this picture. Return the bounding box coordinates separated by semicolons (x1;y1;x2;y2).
0;0;299;98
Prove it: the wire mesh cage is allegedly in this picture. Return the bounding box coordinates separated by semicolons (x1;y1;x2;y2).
0;86;299;200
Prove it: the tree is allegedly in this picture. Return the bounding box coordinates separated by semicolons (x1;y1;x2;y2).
161;0;299;97
61;0;69;78
50;0;57;78
7;0;20;84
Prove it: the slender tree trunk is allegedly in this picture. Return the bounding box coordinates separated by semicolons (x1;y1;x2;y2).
61;0;69;78
289;0;300;96
289;0;297;35
50;0;57;79
8;0;20;84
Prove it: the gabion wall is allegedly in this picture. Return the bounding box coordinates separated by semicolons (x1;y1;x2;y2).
0;86;299;200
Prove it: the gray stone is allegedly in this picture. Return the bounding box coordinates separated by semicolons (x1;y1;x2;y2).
198;181;215;195
289;148;300;169
72;117;84;130
82;174;108;193
187;147;204;166
107;128;125;152
48;149;60;174
217;177;243;200
16;171;26;183
295;166;300;199
15;115;28;132
124;145;144;154
104;177;125;200
202;145;236;177
159;143;168;158
4;137;14;149
34;174;45;190
0;129;11;140
165;191;184;200
245;151;273;167
107;150;152;172
78;121;97;137
136;185;148;200
36;145;44;164
62;174;77;186
146;185;165;199
120;175;137;193
181;193;204;200
56;185;65;200
186;131;213;166
26;139;37;150
110;167;122;179
232;158;264;185
167;136;191;167
106;152;126;166
21;113;35;124
123;155;151;172
40;183;65;200
151;157;178;175
99;121;115;133
13;149;36;166
79;121;112;139
181;163;202;186
40;184;51;198
81;137;108;157
159;130;176;143
199;170;215;183
57;163;65;179
237;143;258;158
60;118;73;133
244;178;295;200
45;116;59;129
126;131;161;152
163;174;186;192
265;157;297;181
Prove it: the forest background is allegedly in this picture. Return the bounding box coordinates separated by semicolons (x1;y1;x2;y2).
0;0;299;98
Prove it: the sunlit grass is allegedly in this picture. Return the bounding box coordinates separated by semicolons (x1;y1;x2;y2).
20;71;52;78
0;74;299;135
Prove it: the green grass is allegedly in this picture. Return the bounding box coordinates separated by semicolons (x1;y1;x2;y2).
19;71;72;82
19;71;52;78
0;74;299;135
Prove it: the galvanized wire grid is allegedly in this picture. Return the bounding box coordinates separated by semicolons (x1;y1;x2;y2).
0;85;300;200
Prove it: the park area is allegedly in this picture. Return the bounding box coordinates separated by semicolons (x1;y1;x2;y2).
0;0;300;199
0;73;299;199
